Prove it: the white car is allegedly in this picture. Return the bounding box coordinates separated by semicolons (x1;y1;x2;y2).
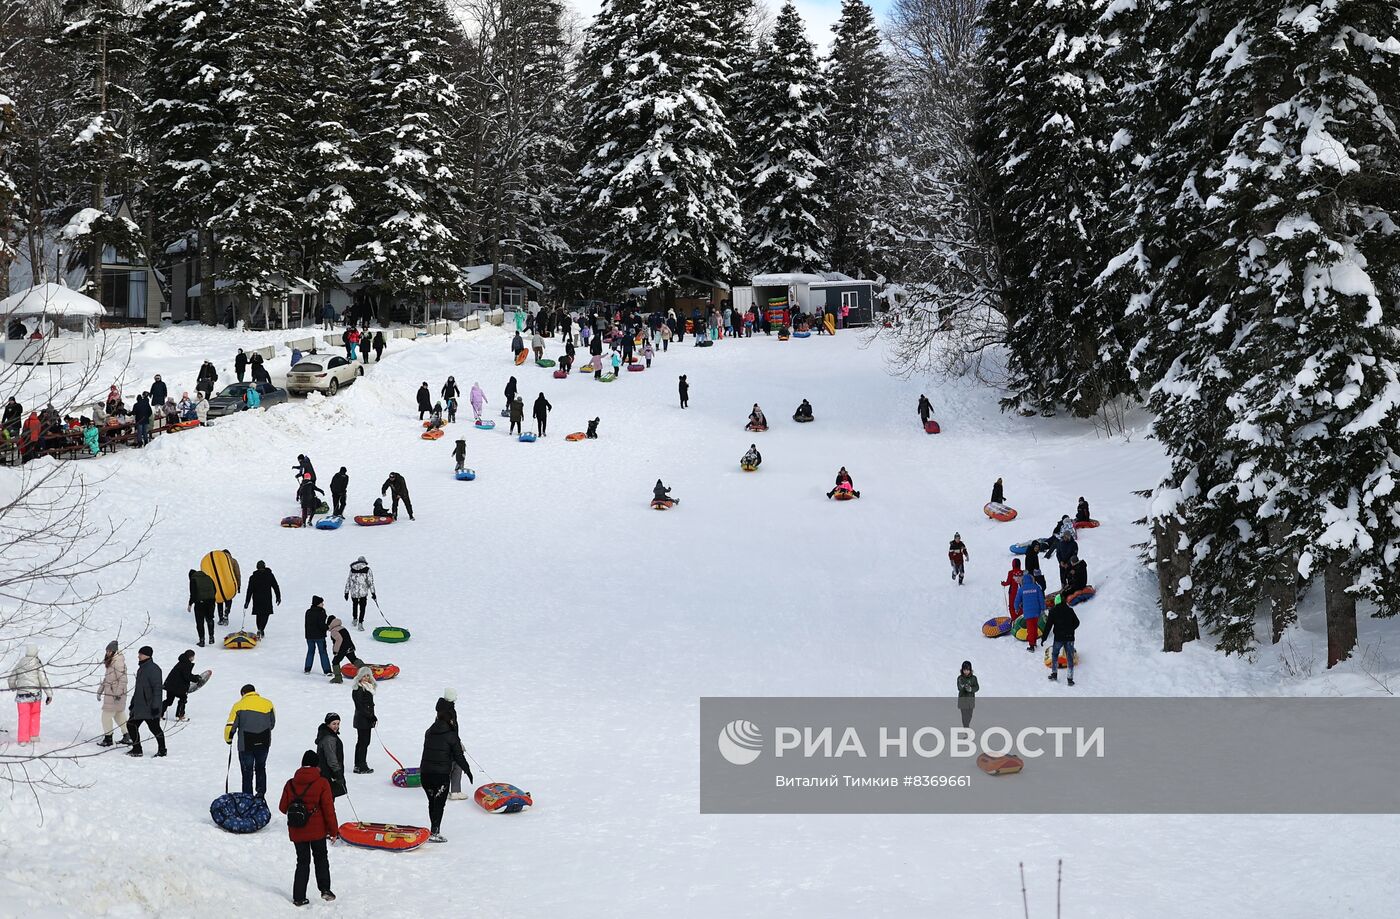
286;355;363;395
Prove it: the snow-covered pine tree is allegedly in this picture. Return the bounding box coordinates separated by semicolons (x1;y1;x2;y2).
575;0;741;296
293;0;362;309
54;1;147;298
825;0;891;277
975;0;1131;418
350;0;464;303
744;1;830;274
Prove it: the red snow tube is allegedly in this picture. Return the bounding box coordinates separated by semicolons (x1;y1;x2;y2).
983;502;1018;522
338;822;430;852
628;363;645;372
474;782;533;813
1073;519;1100;529
924;420;941;434
353;515;395;526
565;432;586;441
280;516;304;528
831;487;858;501
342;662;399;680
651;499;675;510
553;369;569;379
421;428;445;440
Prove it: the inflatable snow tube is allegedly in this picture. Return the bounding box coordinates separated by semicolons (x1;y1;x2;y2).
1044;647;1080;668
353;515;396;527
391;768;421;788
519;433;537;443
792;415;813;423
830;488;858;501
168;419;202;431
536;358;556;368
553;369;569;379
342;662;399;680
565;432;586;442
740;462;758;472
514;350;529;365
628;363;645;372
924;420;941;434
500;408;511;418
745;423;768;433
983;502;1018;522
474;419;496;430
598;373;616;382
338;822;430;852
222;631;259;650
210;792;271;833
200;550;241;604
976;753;1024;776
793;331;811;338
1073;519;1100;529
474;782;533;814
697;339;713;348
777;334;790;341
455;469;476;481
1066;586;1097;606
1010;540;1052;555
421;428;445;440
982;616;1014;638
651;499;676;510
280;516;304;528
315;515;344;530
373;626;411;643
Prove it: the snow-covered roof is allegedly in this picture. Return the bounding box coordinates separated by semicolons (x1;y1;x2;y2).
462;264;544;292
809;278;877;289
188;275;317;297
751;272;829;287
0;283;107;318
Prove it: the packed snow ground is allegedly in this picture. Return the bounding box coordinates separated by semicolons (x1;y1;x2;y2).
1;323;1397;918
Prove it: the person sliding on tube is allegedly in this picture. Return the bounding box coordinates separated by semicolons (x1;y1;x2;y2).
452;439;466;473
990;477;1006;507
1076;497;1092;523
741;444;762;469
372;498;391;519
948;532;969;585
793;399;813;422
652;480;678;507
827;467;860;499
1058;556;1089;603
746;404;768;431
426;403;444;432
298;475;325;527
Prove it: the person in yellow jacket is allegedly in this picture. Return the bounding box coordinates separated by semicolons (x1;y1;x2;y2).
225;683;276;797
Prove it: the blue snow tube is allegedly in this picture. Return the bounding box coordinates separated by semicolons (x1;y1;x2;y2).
210;792;271;834
519;433;537;443
456;469;476;481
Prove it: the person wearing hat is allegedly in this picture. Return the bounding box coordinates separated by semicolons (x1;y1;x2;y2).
97;641;128;747
351;667;377;774
316;714;347;797
947;532;969;586
187;569;218;648
279;749;339;906
437;689;470;800
126;646;166;757
224;683;276;795
161;649;198;721
956;661;979;729
326;616;360;683
343;557;376;632
420;690;473;841
304;596;332;675
8;644;53;745
244;561;282;639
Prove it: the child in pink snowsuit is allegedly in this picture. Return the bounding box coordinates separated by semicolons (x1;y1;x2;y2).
8;644;53;744
468;383;486;421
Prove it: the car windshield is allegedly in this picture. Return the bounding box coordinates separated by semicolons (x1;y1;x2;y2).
291;362;323;372
216;384;248;398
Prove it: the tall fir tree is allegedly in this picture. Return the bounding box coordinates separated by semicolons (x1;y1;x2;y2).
744;1;830;273
573;0;741;295
825;0;891;277
976;0;1131;418
350;0;464;300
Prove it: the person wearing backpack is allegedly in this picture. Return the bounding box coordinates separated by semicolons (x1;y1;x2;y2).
187;569;218;648
279;749;339;906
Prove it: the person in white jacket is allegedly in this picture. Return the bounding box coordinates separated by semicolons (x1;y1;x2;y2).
8;644;53;745
98;640;129;747
343;557;377;632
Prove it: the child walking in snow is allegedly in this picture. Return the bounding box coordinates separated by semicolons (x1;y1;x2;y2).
452;439;466;472
948;532;969;585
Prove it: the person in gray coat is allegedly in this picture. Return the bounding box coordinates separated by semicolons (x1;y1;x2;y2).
126;646;166;757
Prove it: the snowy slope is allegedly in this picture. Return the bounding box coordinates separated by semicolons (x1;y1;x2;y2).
1;325;1396;918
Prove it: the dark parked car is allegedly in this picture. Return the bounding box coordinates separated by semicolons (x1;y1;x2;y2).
207;382;289;417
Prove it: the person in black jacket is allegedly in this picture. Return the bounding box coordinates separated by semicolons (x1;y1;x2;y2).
2;397;21;437
504;376;517;406
304;597;331;675
316;714;347;797
1024;541;1045;590
437;689;470;799
1043;599;1080;685
532;393;551;437
678;374;689;409
380;472;413;520
126;646;166;757
416;383;432;420
420;699;472;843
161;649;197;721
990;477;1005;506
149;375;168;406
351;667;377;773
441;376;460;404
293;454;316;484
373;331;386;362
133;394;153;446
918;394;933;426
298;477;325;527
196;361;218;399
329;467;349;517
244;561;282;638
235;349;248;383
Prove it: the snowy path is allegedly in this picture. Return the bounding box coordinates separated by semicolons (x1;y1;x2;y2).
1;326;1395;917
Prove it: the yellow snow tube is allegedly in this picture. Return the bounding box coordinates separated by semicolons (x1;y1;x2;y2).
200;550;241;604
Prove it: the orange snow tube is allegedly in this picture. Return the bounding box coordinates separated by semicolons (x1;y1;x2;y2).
338;822;430;852
983;502;1018;522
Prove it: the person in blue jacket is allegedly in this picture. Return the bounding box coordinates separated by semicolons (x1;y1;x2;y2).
1015;574;1046;652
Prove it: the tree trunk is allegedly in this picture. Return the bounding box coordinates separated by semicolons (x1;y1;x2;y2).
197;219;217;325
1156;516;1198;652
1267;518;1297;644
1324;557;1357;669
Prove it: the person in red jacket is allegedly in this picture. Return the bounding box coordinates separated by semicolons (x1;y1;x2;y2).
1001;558;1023;616
278;750;339;906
